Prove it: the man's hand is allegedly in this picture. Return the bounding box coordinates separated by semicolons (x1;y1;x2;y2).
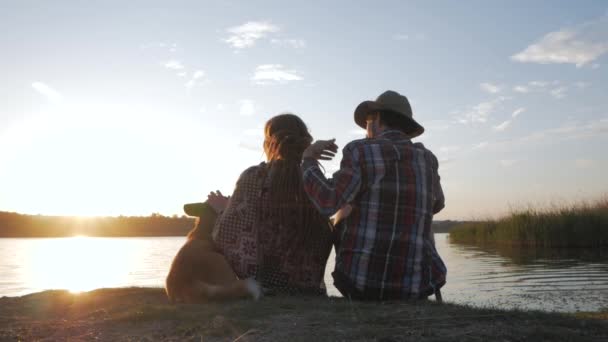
332;204;352;225
207;190;230;213
303;139;338;160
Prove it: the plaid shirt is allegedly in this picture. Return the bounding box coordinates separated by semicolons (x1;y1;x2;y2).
302;130;447;299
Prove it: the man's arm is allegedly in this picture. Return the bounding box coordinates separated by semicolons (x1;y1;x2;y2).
301;144;362;217
414;142;445;214
431;153;445;214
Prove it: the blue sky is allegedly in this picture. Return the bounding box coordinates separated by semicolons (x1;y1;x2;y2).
0;1;607;219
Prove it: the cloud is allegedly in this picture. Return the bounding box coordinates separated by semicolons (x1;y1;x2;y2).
513;81;549;93
480;82;501;94
271;38;306;48
511;108;526;118
575;159;594;169
472;142;488;150
550;86;567;99
485;118;607;152
493;120;512;131
31;82;63;103
225;21;279;49
424;120;451;131
239;99;255;116
530;81;550;87
438;157;456;166
499;159;518;167
163;60;184;70
186;70;206;89
513;85;529;93
519;118;608;143
160;58;207;89
439;146;461;153
493;108;525;132
511;14;608;67
512;81;575;99
457;96;509;124
252;64;302;84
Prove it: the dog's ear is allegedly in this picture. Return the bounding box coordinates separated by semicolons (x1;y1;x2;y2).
184;202;213;217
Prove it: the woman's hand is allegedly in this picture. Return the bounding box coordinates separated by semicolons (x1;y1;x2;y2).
303;139;338;160
207;190;230;213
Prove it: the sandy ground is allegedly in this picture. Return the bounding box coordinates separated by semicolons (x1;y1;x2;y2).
0;287;607;341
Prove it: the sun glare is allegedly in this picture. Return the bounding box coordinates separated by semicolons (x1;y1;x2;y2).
25;237;138;293
0;101;246;217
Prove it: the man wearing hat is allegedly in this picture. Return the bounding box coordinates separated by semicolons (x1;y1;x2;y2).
301;90;446;300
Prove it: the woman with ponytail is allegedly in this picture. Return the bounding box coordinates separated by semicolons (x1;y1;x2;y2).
210;113;333;295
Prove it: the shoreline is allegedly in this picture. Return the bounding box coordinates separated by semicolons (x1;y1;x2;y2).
1;287;606;341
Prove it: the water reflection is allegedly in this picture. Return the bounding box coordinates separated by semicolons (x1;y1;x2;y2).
440;234;608;312
0;237;180;296
0;235;607;313
447;239;608;265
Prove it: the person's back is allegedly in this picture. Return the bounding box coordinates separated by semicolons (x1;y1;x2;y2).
214;162;332;294
332;130;445;299
301;90;447;300
213;114;333;295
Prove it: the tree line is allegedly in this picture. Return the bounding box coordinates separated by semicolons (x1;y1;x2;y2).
0;211;196;237
0;210;463;238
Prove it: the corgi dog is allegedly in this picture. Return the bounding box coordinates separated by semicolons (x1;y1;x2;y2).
165;203;260;303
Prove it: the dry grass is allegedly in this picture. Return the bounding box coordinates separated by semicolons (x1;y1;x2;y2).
449;198;608;248
0;287;607;341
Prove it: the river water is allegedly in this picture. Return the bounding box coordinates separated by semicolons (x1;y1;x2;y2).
1;234;606;312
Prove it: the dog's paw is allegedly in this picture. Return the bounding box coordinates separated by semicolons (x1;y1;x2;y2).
244;278;262;300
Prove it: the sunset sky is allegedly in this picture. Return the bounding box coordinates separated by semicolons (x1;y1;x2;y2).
1;1;607;220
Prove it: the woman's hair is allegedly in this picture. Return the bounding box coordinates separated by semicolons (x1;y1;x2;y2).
263;113;312;162
262;113;327;239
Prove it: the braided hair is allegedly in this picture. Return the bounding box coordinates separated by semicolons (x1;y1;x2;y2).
262;113;327;241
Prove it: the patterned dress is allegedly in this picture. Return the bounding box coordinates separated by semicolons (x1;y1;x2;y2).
212;163;333;295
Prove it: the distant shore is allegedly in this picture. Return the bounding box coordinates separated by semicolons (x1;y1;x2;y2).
0;211;194;237
0;288;606;341
0;211;461;237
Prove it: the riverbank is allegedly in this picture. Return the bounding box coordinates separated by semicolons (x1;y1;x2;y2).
0;288;606;341
449;199;608;247
0;210;465;237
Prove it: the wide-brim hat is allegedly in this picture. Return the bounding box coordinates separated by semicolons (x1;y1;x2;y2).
354;90;424;138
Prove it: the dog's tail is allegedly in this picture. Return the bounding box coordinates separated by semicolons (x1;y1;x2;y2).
194;278;261;301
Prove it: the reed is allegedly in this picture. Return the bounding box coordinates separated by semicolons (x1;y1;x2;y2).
449;198;608;248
